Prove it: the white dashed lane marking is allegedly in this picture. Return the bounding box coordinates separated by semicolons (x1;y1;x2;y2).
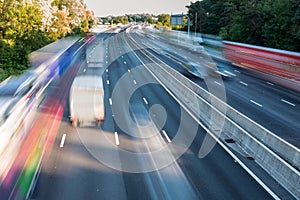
60;134;67;148
281;99;296;107
250;100;263;107
239;81;248;86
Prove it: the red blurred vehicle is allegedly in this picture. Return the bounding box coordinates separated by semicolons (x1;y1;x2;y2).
223;41;300;82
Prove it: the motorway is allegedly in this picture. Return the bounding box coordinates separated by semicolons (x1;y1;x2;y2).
130;28;300;147
30;28;297;199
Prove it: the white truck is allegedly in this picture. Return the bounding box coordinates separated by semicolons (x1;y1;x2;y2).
69;75;104;127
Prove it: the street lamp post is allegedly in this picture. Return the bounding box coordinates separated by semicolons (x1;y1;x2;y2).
183;13;190;37
195;12;197;37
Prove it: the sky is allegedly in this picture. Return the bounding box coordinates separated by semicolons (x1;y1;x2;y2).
84;0;196;17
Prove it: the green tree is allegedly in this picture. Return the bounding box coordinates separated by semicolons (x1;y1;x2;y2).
157;14;170;27
186;1;206;33
0;1;47;80
186;0;300;51
260;0;299;51
113;16;128;25
0;0;97;81
221;1;265;45
146;16;154;24
1;1;42;39
48;9;71;40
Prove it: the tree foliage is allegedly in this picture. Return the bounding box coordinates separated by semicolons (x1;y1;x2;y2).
186;0;300;52
0;0;95;81
155;14;170;29
113;16;128;25
114;14;156;24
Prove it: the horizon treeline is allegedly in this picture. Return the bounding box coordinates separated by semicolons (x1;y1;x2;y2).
186;0;300;52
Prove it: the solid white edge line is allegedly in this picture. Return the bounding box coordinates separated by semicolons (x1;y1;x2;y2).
124;34;280;199
162;130;171;143
143;97;148;105
0;76;12;87
114;132;120;145
281;99;296;107
250;100;263;107
60;134;66;148
143;54;279;198
109;98;112;105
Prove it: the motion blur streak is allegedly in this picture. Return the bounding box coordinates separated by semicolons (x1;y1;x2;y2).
0;42;82;199
1;61;81;199
223;41;300;92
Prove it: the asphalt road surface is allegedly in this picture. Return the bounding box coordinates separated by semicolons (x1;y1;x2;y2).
30;28;296;200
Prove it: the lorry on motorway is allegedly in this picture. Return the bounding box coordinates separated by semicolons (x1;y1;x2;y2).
69;75;104;127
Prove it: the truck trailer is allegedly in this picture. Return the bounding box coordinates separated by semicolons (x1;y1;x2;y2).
69;75;104;127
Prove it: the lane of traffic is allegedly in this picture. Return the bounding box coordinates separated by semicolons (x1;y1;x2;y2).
130;29;300;147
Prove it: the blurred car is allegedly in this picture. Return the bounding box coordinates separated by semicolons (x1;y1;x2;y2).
0;96;28;155
0;76;45;156
215;64;236;79
182;62;205;79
